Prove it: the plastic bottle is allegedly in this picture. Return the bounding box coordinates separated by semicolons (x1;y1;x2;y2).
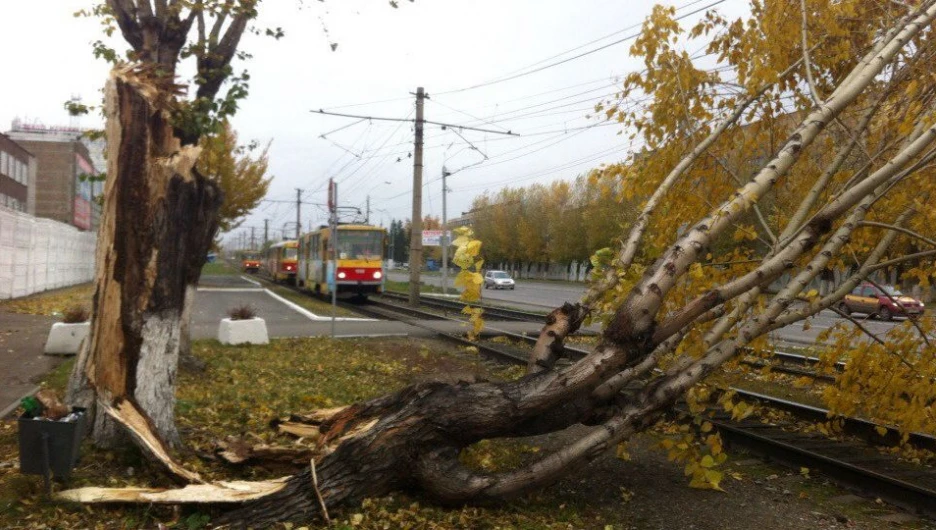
20;396;44;418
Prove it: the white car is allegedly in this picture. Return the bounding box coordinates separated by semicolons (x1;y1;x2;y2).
484;270;515;290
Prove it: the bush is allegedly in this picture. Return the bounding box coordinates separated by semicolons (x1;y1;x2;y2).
227;304;257;320
61;305;90;323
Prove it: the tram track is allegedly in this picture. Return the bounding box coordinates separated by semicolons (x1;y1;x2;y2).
257;276;936;518
349;292;936;519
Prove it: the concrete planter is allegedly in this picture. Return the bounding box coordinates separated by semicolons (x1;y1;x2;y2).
218;317;269;345
44;322;90;355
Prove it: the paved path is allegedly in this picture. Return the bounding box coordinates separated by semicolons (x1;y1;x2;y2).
0;310;61;417
390;271;584;310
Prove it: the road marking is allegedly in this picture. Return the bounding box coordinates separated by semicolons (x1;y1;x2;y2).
197;287;265;292
333;333;410;339
263;288;375;322
240;275;262;287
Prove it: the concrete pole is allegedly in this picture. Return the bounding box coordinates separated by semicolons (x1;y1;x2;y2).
408;87;425;307
296;188;302;240
441;166;450;295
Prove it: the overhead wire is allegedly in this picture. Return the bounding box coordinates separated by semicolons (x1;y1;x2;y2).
434;0;728;95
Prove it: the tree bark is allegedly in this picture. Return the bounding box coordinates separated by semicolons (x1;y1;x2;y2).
66;65;222;455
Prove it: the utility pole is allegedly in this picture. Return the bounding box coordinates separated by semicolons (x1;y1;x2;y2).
309;89;517;306
366;195;371;224
250;227;256;250
328;178;338;337
441;166;451;296
408;87;426;307
295;188;302;240
389;221;395;265
264;219;269;246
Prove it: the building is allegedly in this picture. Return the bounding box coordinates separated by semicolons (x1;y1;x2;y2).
0;133;36;214
7;121;100;231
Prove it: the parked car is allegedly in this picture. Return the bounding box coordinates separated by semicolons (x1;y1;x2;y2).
838;283;924;320
484;270;515;290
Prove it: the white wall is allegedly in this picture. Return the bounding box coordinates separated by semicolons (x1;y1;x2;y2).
0;207;96;299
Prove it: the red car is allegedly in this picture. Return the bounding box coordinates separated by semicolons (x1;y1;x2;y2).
839;283;924;320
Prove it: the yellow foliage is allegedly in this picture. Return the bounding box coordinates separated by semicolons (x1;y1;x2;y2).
197;122;272;232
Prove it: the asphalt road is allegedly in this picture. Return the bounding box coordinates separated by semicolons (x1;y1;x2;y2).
391;271;922;348
389;271;585;309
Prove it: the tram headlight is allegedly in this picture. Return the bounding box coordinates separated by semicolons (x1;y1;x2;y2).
373;271;383;279
337;271;347;279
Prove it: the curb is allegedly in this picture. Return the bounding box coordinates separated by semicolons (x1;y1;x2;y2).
1;385;40;420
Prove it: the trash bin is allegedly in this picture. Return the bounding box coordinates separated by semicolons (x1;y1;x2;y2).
18;408;87;482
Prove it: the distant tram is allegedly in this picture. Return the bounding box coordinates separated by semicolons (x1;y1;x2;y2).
239;251;262;273
298;224;386;297
263;240;299;284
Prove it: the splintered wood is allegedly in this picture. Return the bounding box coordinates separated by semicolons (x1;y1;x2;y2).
56;480;288;504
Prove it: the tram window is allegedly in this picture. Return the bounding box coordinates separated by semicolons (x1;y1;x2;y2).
284;248;298;259
337;231;383;259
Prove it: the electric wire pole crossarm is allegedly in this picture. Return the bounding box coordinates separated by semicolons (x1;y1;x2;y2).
311;109;522;137
312;89;519;307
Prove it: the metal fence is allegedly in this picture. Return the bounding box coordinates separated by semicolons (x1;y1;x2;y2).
0;207;96;300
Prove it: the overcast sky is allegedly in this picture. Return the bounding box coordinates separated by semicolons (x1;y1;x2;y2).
0;0;748;243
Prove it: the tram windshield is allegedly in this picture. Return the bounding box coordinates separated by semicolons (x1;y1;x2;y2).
284;248;298;259
241;253;260;261
337;230;383;260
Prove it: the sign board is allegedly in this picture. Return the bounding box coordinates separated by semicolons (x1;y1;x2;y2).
421;230;452;247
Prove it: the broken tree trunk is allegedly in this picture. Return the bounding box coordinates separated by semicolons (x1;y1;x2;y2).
65;65;222;467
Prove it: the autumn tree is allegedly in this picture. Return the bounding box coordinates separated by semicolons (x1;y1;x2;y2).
198;122;272;233
470;176;634;276
63;0;936;527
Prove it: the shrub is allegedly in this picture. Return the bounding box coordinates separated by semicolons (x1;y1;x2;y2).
227;304;257;320
61;305;90;323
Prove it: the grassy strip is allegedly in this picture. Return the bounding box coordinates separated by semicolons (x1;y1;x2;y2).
384;279;459;296
258;280;359;318
200;260;239;276
0;284;94;316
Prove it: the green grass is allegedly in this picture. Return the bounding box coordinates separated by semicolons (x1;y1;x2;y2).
200;260;238;276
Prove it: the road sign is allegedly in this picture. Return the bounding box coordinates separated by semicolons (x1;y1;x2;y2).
422;230;452;246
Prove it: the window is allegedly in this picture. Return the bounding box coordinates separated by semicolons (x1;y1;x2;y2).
0;152;7;177
881;285;903;297
284;248;298;259
337;230;383;260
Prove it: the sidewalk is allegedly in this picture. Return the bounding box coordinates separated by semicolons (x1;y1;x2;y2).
0;310;61;418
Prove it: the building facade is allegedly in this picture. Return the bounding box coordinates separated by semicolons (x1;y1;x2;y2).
0;133;36;214
7;122;100;231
